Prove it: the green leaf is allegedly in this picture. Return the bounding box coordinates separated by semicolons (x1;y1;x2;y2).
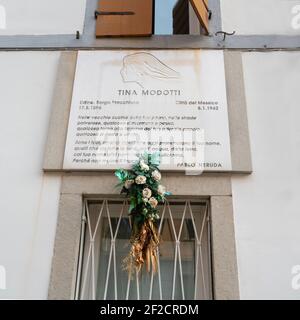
136;214;144;223
138;190;146;203
115;169;128;182
114;181;124;188
129;197;137;213
150;152;160;166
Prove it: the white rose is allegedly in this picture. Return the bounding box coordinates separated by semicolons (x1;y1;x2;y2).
143;198;149;203
151;170;161;181
135;175;146;185
149;197;158;208
124;179;134;189
157;185;166;196
140;160;149;172
142;188;152;198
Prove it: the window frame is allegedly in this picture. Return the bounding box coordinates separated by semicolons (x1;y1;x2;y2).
75;197;213;300
48;174;240;300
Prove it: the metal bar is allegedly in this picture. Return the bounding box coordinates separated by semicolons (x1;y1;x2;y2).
176;202;188;300
167;202;178;242
95;10;135;18
126;271;131;300
74;199;87;300
149;248;163;300
136;272;140;300
148;203;165;299
172;244;178;300
85;201;93;241
80;243;92;299
103;242;113;300
150;202;165;300
199;245;207;299
149;270;154;300
80;202;94;299
90;200;106;299
207;206;213;300
106;200;114;240
199;204;208;242
194;241;200;300
187;201;200;300
110;201;125;300
188;201;199;242
103;201;114;300
167;201;178;300
92;200;105;241
177;244;185;300
177;201;188;239
158;203;166;233
113;243;117;300
91;240;95;300
157;249;163;300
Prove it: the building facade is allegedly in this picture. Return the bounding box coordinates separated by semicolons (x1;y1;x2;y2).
0;0;300;300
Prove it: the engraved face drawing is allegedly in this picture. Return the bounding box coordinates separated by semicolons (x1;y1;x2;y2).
120;52;181;88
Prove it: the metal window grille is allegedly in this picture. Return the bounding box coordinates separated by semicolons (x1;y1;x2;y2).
75;198;212;300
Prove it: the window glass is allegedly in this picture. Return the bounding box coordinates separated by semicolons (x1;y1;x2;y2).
156;0;203;35
155;0;177;34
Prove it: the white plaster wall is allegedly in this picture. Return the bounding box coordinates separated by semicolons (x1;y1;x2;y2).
0;50;299;300
221;0;300;35
232;52;300;299
0;0;86;35
0;52;62;299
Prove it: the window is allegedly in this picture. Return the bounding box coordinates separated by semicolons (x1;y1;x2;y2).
95;0;210;37
75;198;213;300
173;0;209;35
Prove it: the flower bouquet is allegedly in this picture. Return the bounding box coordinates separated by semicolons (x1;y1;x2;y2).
115;152;171;273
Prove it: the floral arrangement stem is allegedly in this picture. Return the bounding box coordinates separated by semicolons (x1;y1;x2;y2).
128;218;159;273
115;152;171;274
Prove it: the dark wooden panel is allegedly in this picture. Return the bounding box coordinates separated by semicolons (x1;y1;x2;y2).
173;0;190;34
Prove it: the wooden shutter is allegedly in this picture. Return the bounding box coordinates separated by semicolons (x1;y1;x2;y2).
189;0;209;34
95;0;153;37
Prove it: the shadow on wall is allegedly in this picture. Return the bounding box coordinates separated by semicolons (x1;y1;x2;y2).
0;5;6;29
